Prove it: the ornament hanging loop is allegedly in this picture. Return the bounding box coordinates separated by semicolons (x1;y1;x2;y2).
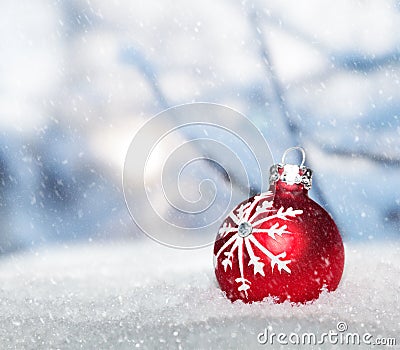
281;146;306;167
269;146;312;190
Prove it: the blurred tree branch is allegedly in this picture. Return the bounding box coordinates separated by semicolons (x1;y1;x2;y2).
261;11;400;73
318;144;400;167
249;4;400;170
246;5;335;214
120;46;169;110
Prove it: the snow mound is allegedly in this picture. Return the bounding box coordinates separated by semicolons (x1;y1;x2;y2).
0;240;398;349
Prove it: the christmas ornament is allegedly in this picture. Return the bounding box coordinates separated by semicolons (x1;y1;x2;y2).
213;147;344;303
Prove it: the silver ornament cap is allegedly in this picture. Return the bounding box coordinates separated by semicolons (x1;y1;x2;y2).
269;146;313;190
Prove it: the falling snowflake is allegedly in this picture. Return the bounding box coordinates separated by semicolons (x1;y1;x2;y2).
214;191;303;297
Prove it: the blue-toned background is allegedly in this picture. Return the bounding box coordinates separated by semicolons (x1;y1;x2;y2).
0;0;399;254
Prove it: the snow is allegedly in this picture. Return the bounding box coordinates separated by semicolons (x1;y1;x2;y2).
0;240;398;349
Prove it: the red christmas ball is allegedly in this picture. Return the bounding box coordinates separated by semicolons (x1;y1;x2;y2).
213;147;344;303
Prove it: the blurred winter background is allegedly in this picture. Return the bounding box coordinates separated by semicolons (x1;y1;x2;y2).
0;0;399;348
1;0;399;253
0;0;399;253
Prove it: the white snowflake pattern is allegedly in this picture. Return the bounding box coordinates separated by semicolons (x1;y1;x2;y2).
214;191;303;297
